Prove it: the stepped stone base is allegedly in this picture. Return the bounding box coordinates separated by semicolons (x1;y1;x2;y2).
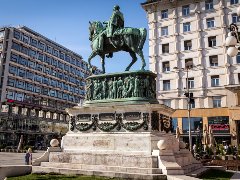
32;132;204;179
32;165;167;180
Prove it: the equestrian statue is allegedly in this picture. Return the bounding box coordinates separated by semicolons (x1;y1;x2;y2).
88;5;147;73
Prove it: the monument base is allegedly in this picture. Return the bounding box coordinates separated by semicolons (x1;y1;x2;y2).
32;71;205;179
33;132;203;179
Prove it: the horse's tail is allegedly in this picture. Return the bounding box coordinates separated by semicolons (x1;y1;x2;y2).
138;28;147;50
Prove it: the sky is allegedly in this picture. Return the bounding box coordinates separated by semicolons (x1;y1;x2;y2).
0;0;149;73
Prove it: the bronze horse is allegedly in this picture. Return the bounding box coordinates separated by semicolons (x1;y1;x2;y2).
88;21;147;73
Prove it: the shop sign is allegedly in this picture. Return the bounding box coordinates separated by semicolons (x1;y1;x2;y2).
208;116;230;133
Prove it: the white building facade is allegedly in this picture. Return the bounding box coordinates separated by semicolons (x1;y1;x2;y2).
142;0;240;145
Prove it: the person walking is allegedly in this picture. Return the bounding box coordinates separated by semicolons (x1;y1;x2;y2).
25;148;32;165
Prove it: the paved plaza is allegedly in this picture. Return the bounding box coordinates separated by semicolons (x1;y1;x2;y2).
0;151;44;166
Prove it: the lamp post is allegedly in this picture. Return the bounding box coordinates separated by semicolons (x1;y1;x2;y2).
174;64;195;152
225;6;240;160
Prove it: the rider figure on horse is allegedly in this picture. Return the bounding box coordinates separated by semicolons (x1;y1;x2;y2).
106;5;124;38
99;5;124;51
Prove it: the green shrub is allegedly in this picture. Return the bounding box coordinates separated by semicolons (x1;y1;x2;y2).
219;144;226;156
206;145;214;156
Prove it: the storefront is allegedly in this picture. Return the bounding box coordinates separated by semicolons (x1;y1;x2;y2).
172;107;233;145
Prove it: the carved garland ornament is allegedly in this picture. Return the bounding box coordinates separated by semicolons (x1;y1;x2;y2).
73;113;149;132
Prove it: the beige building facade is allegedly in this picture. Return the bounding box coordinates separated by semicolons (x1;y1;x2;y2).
142;0;240;145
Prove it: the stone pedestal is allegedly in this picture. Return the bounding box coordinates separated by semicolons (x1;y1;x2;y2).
32;71;204;179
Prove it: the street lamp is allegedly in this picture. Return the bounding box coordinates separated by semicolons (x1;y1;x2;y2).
174;63;196;152
225;6;240;159
226;6;240;57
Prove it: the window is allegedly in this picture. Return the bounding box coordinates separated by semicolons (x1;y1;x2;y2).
35;86;41;93
22;35;29;44
12;42;21;51
66;55;71;62
213;96;221;108
42;88;49;96
18;68;26;78
10;53;18;62
38;53;44;61
161;9;168;19
53;49;59;57
26;71;34;80
60;52;65;60
28;61;35;69
30;38;38;47
29;49;37;58
15;80;25;89
162;61;170;72
43;77;49;85
182;5;190;16
46;46;52;54
184;40;192;50
6;91;15;100
211;75;220;87
205;0;213;10
162;43;169;53
49;90;57;97
14;30;21;40
38;42;45;50
232;13;240;23
21;46;28;55
18;57;27;66
15;92;24;101
62;93;68;100
161;26;168;36
206;18;215;28
71;58;76;65
57;91;63;99
58;61;64;69
51;79;57;87
52;59;58;67
231;0;239;5
182;117;203;133
208;36;216;47
183;22;191;32
209;55;218;66
36;63;43;71
7;78;15;87
163;99;171;107
238;74;240;84
26;83;34;92
35;74;42;83
9;65;17;74
45;56;52;64
185;59;193;68
188;78;194;89
63;83;69;90
163;80;170;91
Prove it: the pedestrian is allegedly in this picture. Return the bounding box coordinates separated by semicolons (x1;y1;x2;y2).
25;148;32;165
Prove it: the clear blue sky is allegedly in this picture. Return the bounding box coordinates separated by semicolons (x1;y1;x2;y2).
0;0;149;73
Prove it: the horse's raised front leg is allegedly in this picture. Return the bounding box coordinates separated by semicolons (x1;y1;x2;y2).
125;51;137;71
136;50;146;71
88;51;97;73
